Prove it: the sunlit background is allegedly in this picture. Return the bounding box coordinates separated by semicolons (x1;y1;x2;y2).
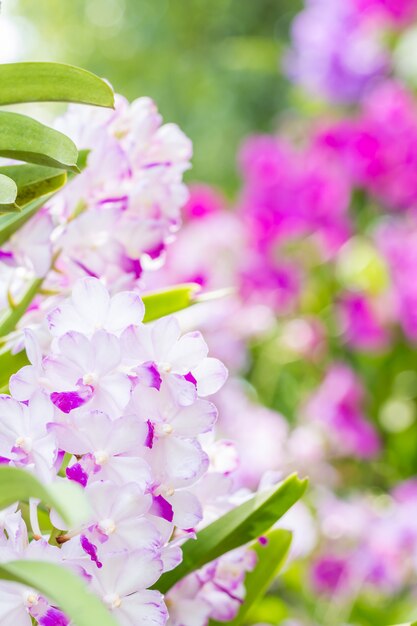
6;2;417;625
2;0;302;190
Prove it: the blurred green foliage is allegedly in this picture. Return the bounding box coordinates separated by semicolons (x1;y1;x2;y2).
13;0;301;191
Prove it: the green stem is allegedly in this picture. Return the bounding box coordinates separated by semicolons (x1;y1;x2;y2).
0;276;43;338
58;452;72;478
48;525;63;546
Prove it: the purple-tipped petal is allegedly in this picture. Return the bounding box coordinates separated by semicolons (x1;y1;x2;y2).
80;534;102;568
145;420;155;449
136;361;162;390
184;371;197;386
151;494;174;522
39;607;70;626
66;463;88;488
50;386;92;414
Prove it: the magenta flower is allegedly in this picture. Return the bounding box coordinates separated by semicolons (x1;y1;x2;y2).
311;555;351;594
337;292;389;350
353;0;417;25
183;184;225;221
377;218;417;340
304;364;381;458
317;81;417;211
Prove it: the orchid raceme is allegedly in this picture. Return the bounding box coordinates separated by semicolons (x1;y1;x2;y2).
0;59;311;626
0;277;221;624
0;275;304;626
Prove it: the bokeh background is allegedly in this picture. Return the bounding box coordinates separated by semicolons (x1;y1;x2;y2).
2;0;301;191
6;1;417;625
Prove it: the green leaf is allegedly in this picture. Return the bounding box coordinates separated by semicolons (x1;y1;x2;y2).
0;173;19;212
236;530;292;625
0;62;114;108
143;283;201;322
0;348;29;389
0;193;54;246
0;164;67;207
0;466;91;528
244;595;289;625
210;529;292;626
0;560;118;626
155;473;308;593
0;147;89;246
0;111;78;171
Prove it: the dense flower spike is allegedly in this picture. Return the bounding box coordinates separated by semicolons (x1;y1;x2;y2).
0;95;192;351
0;277;230;626
51;96;192;285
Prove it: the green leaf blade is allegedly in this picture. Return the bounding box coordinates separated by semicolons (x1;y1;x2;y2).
0;173;19;213
210;529;292;626
0;146;89;246
142;283;201;322
155;473;308;593
0;111;78;171
0;164;67;207
0;560;118;626
0;189;56;246
0;348;29;390
0;62;114;108
0;466;91;529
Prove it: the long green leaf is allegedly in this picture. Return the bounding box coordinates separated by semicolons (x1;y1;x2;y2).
0;466;91;528
0;164;67;207
0;173;19;212
0;560;117;626
143;283;201;322
155;473;307;593
0;111;78;171
210;529;292;626
0;62;114;108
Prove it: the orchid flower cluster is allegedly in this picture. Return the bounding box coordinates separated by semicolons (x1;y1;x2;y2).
0;79;295;626
0;275;264;626
311;478;417;598
0;94;192;334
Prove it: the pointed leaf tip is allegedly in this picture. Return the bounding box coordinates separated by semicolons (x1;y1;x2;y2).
0;62;114;108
